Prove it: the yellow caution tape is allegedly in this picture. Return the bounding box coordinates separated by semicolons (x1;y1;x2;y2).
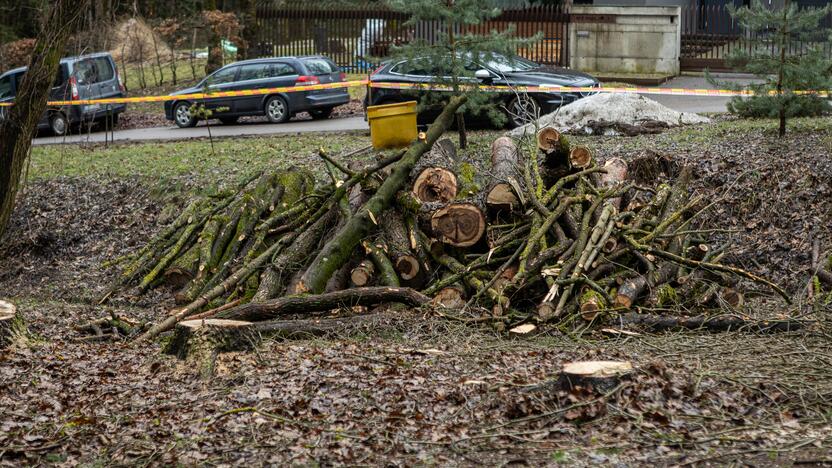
0;79;827;108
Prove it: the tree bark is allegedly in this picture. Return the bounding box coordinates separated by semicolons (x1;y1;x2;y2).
218;287;431;322
558;361;633;393
486;136;523;213
0;0;90;238
164;319;258;379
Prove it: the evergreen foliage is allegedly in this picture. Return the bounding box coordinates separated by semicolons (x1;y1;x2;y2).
385;0;539;146
712;0;832;136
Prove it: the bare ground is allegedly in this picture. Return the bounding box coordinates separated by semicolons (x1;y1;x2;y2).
2;120;832;466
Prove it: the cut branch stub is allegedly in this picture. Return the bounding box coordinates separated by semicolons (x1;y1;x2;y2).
430;202;486;248
559;361;633;393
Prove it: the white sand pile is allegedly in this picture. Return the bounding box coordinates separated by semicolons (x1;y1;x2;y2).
509;92;710;137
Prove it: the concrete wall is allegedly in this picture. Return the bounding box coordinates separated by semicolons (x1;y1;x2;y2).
568;6;681;75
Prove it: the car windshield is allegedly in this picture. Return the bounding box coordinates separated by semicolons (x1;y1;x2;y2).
483;54;539;73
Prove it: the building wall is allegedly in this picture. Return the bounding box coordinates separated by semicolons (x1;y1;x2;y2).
568;5;682;74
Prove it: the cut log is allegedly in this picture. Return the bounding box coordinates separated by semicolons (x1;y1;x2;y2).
350;260;376;287
719;287;744;308
686;243;710;261
537;127;566;154
559;361;633;393
411;138;459;203
0;300;25;348
569;146;593;169
252;313;382;339
614;262;676;309
486;136;523;213
579;289;607;321
430;201;486;248
618;313;809;333
380;210;423;286
599;157;628;210
164;318;258;379
218;286;431;322
297;95;467;294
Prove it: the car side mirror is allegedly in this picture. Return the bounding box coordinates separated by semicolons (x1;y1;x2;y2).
475;69;492;81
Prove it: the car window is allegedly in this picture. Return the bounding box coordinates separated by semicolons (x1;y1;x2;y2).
270;63;296;77
391;60;447;77
0;75;13;99
207;66;238;85
302;58;332;75
239;63;271;81
73;57;115;85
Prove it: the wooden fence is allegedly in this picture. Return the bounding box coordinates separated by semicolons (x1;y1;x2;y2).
254;4;570;73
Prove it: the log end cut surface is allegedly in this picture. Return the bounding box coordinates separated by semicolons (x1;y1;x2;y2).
537;127;561;153
412;168;458;203
486;183;520;211
569;146;593;169
430;203;486;248
0;300;15;317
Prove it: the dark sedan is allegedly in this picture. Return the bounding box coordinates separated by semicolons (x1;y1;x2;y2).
165;55;350;128
366;53;600;128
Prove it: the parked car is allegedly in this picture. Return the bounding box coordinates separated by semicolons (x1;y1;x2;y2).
0;52;126;135
365;53;600;128
165;56;350;128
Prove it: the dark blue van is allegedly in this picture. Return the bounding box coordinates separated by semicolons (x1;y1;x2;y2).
0;52;126;135
164;56;350;128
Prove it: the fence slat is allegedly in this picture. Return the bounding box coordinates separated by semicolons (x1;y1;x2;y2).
255;4;570;70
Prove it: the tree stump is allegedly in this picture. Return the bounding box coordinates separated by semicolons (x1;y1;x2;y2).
0;300;25;348
164;319;258;379
558;361;633;393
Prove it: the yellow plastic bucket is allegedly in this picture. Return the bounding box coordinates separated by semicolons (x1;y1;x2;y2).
366;101;418;149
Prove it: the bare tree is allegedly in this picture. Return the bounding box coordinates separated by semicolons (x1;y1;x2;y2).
0;0;91;238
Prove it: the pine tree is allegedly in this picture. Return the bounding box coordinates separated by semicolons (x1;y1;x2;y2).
712;0;832;137
385;0;538;148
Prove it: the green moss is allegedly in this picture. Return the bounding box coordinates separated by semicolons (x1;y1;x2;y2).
457;161;481;197
656;284;679;306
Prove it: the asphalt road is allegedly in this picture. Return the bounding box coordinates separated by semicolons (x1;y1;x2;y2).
32;75;755;146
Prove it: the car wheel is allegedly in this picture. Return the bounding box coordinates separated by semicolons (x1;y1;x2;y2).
310;107;334;120
265;96;290;123
50;112;69;136
505;95;540;128
174;101;197;128
219;116;239;125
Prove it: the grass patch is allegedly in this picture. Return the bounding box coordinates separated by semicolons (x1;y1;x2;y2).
29;129;503;187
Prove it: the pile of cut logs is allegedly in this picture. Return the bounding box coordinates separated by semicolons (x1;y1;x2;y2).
99;97;792;372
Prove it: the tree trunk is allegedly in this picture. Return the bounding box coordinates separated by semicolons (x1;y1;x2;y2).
380;210;423;286
0;0;90;238
218;286;431;322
